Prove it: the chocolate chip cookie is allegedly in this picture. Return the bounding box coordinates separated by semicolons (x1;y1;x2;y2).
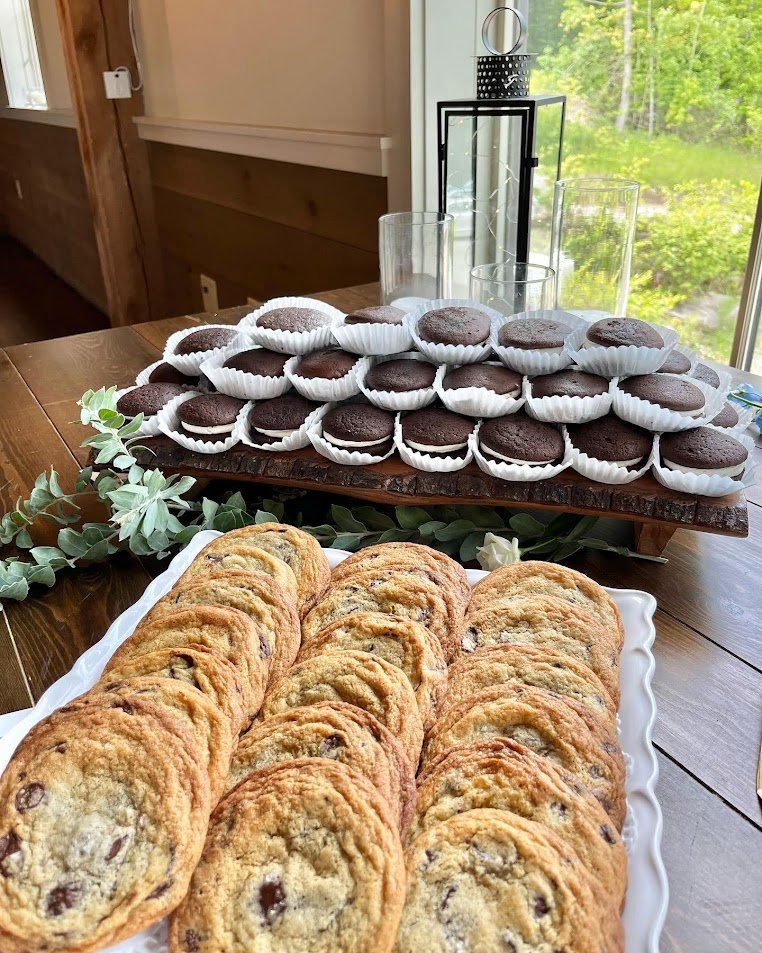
297;611;448;730
225;701;415;832
261;650;424;766
169;760;405;953
182;539;299;602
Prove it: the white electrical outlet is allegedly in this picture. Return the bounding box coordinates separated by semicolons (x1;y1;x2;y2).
103;70;132;99
200;274;219;312
13;179;22;200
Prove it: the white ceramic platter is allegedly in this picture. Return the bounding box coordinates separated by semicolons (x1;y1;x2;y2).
0;530;668;952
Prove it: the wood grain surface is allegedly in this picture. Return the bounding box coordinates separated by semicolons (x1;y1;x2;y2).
0;281;760;951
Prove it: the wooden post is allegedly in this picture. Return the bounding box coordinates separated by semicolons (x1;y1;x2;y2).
55;0;165;326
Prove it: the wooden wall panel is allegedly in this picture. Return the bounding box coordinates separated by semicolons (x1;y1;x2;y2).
147;143;386;307
0;118;106;311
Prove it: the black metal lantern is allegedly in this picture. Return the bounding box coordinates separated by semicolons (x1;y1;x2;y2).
437;7;566;296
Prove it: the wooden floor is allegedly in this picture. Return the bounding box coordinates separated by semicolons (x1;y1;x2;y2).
0;236;107;346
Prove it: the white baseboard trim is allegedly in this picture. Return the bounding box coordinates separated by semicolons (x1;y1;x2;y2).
134;115;391;177
0;106;76;128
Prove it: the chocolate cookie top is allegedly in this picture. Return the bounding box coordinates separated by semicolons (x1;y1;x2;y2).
365;358;437;392
693;362;721;388
442;363;522;395
295;347;358;380
660;427;748;469
568;414;652;462
223;348;288;377
322;403;395;444
116;383;187;417
248;394;321;432
586;317;664;349
711;401;740;429
257;307;332;333
531;369;609;399
620;373;705;412
177;394;245;428
657;350;691;375
174;326;238;355
344;305;405;326
401;405;474;450
479;411;564;464
498;317;572;350
147;362;196;386
418;306;490;346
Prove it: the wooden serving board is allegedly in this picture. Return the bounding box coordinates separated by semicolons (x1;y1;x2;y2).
135;435;749;557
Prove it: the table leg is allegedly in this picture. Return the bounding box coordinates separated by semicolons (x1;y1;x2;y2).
633;522;678;557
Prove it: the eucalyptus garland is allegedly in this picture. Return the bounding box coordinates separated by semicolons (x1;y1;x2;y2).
0;388;664;601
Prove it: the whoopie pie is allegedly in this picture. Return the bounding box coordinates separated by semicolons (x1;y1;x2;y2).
478;411;564;465
710;402;740;429
417;306;491;347
585;317;664;350
656;350;692;375
223;349;289;378
568;414;653;468
692;363;721;389
344;305;405;326
442;364;522;397
364;359;437;393
147;362;197;386
530;369;608;400
321;403;395;455
619;374;706;416
257;307;332;333
174;326;238;356
497;316;573;353
247;394;321;444
294;348;358;380
176;394;246;438
401;405;474;457
116;383;187;419
660;427;748;478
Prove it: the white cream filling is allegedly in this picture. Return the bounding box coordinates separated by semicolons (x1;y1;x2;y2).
605;456;644;468
181;421;235;435
255;427;299;438
324;430;388;448
663;457;745;478
406;439;468;453
481;444;557;465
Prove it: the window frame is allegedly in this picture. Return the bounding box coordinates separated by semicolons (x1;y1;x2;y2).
0;0;47;110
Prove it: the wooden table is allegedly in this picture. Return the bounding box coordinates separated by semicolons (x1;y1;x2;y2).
1;282;760;951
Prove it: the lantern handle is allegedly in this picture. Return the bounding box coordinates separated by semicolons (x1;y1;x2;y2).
481;6;527;57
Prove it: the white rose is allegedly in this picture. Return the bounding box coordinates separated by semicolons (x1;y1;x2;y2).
476;533;522;571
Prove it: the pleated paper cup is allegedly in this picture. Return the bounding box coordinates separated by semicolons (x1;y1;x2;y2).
566;322;680;377
309;417;396;466
434;364;525;418
199;347;292;400
134;360;200;389
163;325;248;375
156;392;246;454
241;402;329;452
358;352;438;412
612;374;727;432
240;296;344;354
406;299;499;365
331;319;413;356
113;385;191;437
394;414;474;472
524;377;616;424
470;425;572;482
489;310;587;375
652;429;757;497
286;356;369;402
569;438;656;485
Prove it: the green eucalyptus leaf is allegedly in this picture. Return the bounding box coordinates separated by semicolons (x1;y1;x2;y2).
375;528;413;544
30;546;69;569
15;529;33;549
28;487;56;511
508;513;546;538
0;574;29;601
395;506;432;529
75;467;94;491
261;499;285;520
301;524;337;540
201;498;219;524
174;525;202;546
117;416;144;437
417;519;447;539
23;564;57;587
330;505;366;533
458;506;504;529
225;491;247;511
166;475;195;497
434;519;476;541
57;529;89;558
254;510;279;524
430;536;461;556
332;533;363;551
113;454;136;471
459;531;484;563
350;506;395;531
549;540;583;562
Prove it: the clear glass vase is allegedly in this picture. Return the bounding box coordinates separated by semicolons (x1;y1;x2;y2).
550;178;639;316
469;261;555;316
378;212;454;305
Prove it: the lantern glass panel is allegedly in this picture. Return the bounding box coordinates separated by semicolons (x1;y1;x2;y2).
528;100;565;268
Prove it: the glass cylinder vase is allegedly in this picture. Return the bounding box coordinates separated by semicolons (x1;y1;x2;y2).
550;178;639;316
378;212;454;305
469;261;555;316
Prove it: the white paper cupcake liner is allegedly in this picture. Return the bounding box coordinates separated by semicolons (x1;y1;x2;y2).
163;324;249;375
134;360;201;389
358;352;438;412
156;392;246;454
652;429;757;497
389;296;433;313
308;418;396;466
406;299;500;365
434;364;525;418
489;310;588;375
655;346;698;376
524;377;616;424
241;402;329;452
331;320;413;356
569;439;656;485
566;322;680;377
286;356;369;402
470;424;572;482
113;385;195;438
240;296;344;354
394;415;474;472
199;346;292;400
612;374;727;432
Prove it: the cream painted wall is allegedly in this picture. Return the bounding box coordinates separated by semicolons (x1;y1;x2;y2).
31;0;71;110
134;0;387;135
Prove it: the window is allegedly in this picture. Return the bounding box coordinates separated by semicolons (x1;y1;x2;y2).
0;0;47;109
530;0;762;367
